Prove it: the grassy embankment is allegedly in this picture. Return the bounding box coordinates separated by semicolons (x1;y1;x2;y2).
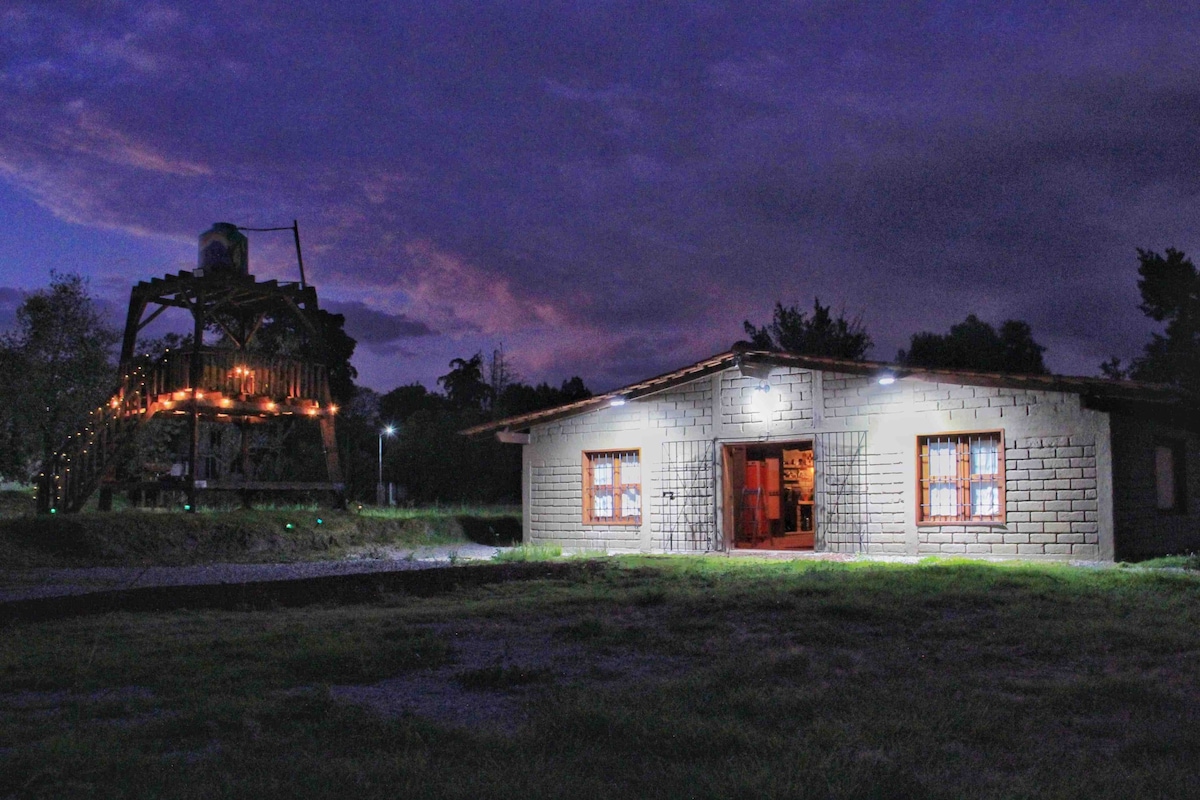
0;489;519;568
2;556;1199;799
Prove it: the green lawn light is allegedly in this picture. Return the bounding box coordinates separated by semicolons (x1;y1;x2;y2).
183;504;191;511
316;518;323;525
286;522;294;530
50;508;56;514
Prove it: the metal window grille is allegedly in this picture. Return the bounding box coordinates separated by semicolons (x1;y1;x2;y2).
918;432;1003;522
815;431;869;553
584;450;641;524
658;440;717;551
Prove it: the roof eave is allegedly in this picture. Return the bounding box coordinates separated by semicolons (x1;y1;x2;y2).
459;348;1192;438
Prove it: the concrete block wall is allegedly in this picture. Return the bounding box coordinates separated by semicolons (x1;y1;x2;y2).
529;405;643;445
526;382;717;551
527;405;646;551
646;381;712;441
720;368;813;437
823;374;905;427
909;382;1071;418
528;457;643;551
862;448;907;554
917;435;1100;559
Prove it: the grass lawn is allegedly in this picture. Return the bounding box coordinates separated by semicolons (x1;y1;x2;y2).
2;557;1199;799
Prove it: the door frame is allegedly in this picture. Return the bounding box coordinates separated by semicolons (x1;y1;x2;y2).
721;438;816;551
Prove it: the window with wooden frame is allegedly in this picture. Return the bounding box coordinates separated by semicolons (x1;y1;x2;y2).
1154;439;1187;513
583;450;642;525
918;432;1005;523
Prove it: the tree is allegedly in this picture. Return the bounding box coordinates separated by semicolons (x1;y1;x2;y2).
742;298;872;360
237;307;359;406
0;273;117;477
438;353;490;410
487;344;518;403
379;352;593;505
897;314;1048;374
493;376;592;419
380;382;445;425
1105;248;1200;392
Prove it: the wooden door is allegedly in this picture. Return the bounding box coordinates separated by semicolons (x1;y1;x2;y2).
721;445;746;549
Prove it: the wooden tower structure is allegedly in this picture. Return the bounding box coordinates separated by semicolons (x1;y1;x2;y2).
37;223;343;513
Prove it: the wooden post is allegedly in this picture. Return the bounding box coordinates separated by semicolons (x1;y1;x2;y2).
320;415;344;509
187;295;204;513
240;420;252;509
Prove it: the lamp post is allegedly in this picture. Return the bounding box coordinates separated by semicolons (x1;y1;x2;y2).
377;424;396;506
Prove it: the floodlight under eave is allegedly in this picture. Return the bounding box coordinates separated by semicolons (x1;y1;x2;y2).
736;357;774;381
877;373;896;386
609;395;628;407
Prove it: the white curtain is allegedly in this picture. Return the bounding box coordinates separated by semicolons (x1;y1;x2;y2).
928;440;957;516
592;491;614;518
969;438;1000;516
929;441;956;478
971;481;1000;516
621;486;641;517
970;438;999;476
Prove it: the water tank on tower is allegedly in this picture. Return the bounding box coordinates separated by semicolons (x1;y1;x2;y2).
197;222;249;277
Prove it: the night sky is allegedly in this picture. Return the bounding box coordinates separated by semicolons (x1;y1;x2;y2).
1;2;1197;393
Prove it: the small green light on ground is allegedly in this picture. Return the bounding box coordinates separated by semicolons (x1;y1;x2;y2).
316;518;323;525
50;508;56;514
184;504;191;511
286;523;294;530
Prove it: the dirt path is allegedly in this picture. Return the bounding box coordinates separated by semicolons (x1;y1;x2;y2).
0;543;503;602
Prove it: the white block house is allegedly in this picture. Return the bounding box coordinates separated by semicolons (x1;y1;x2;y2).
465;350;1199;561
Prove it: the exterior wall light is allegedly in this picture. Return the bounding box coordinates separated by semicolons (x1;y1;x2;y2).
610;395;628;407
752;382;777;415
878;373;896;385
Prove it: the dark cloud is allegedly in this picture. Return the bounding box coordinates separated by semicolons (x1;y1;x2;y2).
1;2;1197;390
324;300;434;355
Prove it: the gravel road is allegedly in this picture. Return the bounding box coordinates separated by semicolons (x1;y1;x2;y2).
0;544;503;603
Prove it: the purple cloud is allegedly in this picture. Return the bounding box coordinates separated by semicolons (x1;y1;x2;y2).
0;2;1197;391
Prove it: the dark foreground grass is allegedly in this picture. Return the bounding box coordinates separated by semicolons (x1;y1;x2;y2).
2;557;1199;799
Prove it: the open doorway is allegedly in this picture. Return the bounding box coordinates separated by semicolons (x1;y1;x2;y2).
723;440;815;550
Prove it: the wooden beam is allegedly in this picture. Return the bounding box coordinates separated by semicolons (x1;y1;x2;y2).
135;302;171;334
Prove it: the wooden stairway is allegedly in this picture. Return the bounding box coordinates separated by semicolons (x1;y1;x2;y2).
37;358;163;513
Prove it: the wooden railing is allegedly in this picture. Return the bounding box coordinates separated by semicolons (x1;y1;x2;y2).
138;349;331;405
38;349;332;513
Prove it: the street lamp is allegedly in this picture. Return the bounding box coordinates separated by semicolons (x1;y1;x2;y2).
377;424;396;506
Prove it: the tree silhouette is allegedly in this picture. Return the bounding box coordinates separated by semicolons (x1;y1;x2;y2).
898;314;1048;374
438;353;490;410
742;298;872;360
1105;248;1200;392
